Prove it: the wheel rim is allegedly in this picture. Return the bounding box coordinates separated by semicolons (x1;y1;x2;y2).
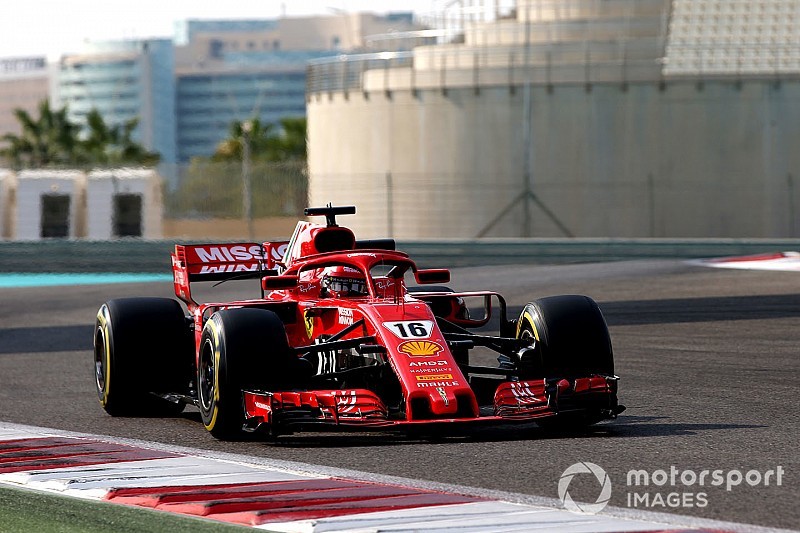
198;339;215;412
520;326;535;344
517;323;544;377
94;326;107;397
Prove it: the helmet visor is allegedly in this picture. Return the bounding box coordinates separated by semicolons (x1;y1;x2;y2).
328;276;367;296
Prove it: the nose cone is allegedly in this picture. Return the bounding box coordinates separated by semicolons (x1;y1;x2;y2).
428;385;458;415
407;381;478;420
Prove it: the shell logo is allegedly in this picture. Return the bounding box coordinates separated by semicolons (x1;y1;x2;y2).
398;340;443;357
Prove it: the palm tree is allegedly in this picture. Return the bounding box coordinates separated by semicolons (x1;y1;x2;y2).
0;101;80;167
169;115;308;219
268;117;307;161
81;109;160;166
212;118;274;162
211;116;307;162
0;101;160;168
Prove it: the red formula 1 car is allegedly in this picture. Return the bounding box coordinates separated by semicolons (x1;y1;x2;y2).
94;206;624;439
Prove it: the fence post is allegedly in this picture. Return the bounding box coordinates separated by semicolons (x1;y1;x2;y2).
648;173;655;237
386;171;394;237
241;121;254;241
473;52;480;95
440;52;448;96
383;57;389;97
788;173;795;237
342;56;349;100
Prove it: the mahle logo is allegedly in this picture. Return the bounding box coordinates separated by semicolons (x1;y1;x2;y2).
558;462;612;514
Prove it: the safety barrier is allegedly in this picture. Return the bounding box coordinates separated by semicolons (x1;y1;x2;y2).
1;238;799;272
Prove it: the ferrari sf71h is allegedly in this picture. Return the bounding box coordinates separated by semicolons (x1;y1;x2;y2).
94;205;624;439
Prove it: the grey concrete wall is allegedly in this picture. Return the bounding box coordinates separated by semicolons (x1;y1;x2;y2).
308;79;800;239
2;238;799;272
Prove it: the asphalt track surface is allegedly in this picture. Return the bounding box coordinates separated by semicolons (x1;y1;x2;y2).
0;260;797;530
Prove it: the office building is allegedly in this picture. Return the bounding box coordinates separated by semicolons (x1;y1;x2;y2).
174;13;422;162
0;57;50;148
54;39;177;164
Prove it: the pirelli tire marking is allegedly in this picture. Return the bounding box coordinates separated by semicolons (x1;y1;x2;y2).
201;318;222;431
95;305;112;407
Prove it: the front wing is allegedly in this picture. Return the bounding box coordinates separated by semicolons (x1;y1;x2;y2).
242;376;622;433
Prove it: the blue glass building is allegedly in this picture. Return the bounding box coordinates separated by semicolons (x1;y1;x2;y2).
176;50;337;162
55;39;177;164
55;14;420;165
173;19;278;46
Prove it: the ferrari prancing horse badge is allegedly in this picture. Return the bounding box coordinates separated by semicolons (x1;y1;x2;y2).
304;310;314;338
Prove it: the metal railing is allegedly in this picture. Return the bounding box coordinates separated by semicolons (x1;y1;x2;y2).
307;42;800;96
309;0;800;95
363;29;465;51
309;0;672;95
306;44;667;95
307;52;414;95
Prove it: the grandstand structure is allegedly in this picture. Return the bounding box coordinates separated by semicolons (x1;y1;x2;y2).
307;0;800;239
666;0;800;75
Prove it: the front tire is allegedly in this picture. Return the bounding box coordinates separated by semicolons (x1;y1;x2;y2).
515;295;616;429
198;308;302;439
94;298;192;416
516;295;614;378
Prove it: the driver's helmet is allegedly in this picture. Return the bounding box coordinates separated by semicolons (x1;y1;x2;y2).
322;265;367;297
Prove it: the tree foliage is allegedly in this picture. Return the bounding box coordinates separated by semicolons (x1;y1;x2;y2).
212;118;274;162
81;109;160;166
211;116;307;162
0;101;79;167
168;116;309;219
167;159;307;219
0;100;159;168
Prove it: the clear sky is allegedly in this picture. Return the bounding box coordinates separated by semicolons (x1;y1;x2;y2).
0;0;437;60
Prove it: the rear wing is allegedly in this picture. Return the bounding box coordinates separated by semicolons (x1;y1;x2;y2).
171;241;289;305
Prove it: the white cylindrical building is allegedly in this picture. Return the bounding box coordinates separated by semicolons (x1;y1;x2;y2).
307;0;800;239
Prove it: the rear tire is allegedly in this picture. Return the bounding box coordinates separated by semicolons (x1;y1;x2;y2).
197;308;307;439
94;298;192;416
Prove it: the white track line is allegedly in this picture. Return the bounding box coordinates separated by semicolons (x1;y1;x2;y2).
688;251;800;271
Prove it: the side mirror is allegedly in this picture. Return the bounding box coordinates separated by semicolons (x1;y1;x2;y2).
262;275;299;291
414;268;451;285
